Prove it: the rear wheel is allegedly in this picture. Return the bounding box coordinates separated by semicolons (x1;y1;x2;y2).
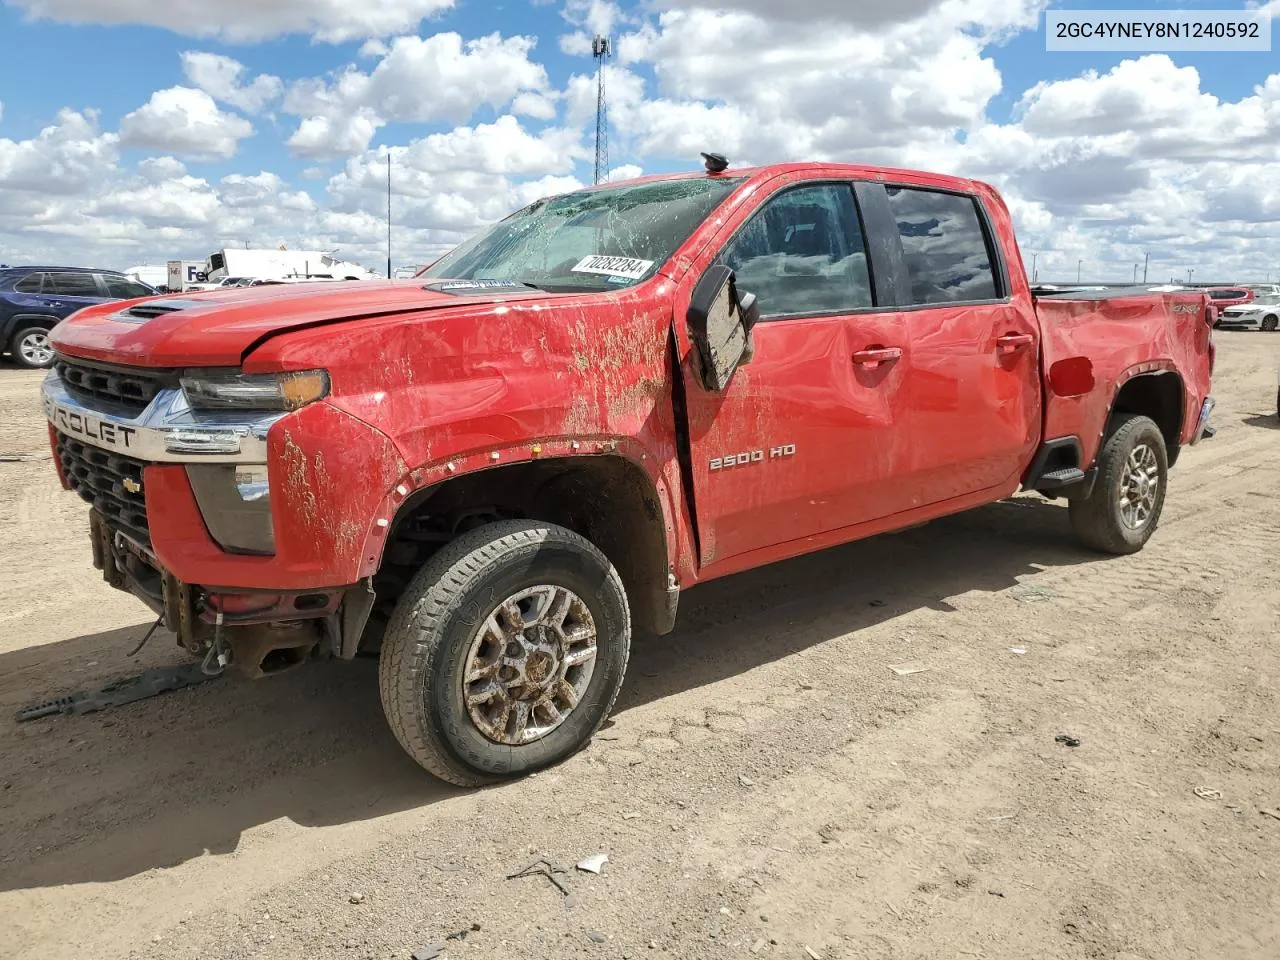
9;326;55;368
378;520;631;786
1069;415;1168;555
1261;314;1278;332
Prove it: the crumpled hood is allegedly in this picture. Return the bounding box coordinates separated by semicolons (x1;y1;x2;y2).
50;280;559;368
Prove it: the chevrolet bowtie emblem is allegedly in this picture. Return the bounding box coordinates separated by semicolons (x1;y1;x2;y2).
122;477;142;494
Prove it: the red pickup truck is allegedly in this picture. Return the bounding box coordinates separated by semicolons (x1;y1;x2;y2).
44;162;1214;785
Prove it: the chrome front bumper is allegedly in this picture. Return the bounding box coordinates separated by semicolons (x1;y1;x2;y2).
42;369;283;464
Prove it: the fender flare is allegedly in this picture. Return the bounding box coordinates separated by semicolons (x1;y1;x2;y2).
353;435;686;617
1100;362;1186;453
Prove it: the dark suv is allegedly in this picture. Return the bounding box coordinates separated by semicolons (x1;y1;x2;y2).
0;266;155;369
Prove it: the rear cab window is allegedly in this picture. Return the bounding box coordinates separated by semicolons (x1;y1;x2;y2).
1209;289;1248;300
884;186;1001;305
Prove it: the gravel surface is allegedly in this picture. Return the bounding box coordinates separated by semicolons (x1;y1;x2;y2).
1;332;1277;960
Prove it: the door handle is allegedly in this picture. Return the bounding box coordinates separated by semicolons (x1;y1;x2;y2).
852;346;903;367
47;300;62;307
996;332;1034;355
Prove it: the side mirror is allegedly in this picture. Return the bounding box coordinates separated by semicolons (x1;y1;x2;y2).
687;265;759;391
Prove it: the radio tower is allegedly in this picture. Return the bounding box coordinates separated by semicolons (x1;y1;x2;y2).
591;35;610;185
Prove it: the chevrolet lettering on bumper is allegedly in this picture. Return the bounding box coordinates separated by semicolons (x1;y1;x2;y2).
44;397;140;451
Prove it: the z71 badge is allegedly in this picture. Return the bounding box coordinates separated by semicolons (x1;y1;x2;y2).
709;444;796;471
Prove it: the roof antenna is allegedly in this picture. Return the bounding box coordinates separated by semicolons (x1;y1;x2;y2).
701;152;729;174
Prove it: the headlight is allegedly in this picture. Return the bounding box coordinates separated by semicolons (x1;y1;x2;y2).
180;369;329;411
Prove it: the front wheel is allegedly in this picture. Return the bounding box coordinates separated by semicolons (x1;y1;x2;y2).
10;326;55;368
378;520;631;786
1068;415;1168;555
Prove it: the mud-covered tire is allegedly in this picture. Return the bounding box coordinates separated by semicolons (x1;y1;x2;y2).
1069;415;1168;555
378;519;631;786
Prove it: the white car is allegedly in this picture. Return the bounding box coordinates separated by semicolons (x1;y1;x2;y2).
1218;296;1280;331
1246;283;1280;299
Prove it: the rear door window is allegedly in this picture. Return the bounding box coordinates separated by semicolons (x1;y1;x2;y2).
13;273;44;294
885;187;999;305
47;272;102;297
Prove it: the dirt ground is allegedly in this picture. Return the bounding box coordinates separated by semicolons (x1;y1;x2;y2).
0;334;1277;960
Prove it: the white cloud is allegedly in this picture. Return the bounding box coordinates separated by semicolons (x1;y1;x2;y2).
0;107;583;275
0;108;118;196
592;4;1029;170
181;52;282;113
655;0;943;25
88;175;222;229
283;32;550;157
137;156;188;182
219;172;316;213
947;56;1280;280
563;0;625;35
512;91;559;120
7;0;456;42
288;111;384;161
119;87;254;160
607;163;643;181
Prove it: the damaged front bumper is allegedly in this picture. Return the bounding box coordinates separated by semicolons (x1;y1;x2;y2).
43;361;405;674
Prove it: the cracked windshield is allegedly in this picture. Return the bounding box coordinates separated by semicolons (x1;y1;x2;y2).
421;177;742;291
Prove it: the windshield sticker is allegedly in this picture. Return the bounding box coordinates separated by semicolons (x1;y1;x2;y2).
570;255;654;281
423;279;527;294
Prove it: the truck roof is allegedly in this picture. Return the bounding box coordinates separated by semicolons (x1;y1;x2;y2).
580;161;991;196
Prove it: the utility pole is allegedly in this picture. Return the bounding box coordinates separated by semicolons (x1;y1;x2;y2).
1077;259;1083;283
592;36;611;185
1030;252;1037;282
1187;267;1194;284
386;153;392;280
1133;263;1138;283
1143;251;1149;283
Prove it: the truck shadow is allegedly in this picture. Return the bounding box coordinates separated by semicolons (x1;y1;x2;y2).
1241;413;1279;431
0;495;1098;892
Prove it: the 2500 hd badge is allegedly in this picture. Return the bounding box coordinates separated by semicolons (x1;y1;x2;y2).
44;398;137;450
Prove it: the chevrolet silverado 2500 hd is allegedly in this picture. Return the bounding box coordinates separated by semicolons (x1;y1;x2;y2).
44;162;1215;785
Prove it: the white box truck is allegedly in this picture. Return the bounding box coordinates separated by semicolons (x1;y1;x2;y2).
167;260;208;292
191;250;376;288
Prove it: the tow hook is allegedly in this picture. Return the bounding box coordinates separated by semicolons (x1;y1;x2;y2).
200;610;233;676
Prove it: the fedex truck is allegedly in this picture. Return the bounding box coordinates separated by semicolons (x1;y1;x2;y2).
167;260;208;292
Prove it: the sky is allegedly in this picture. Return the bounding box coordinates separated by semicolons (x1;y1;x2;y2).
0;0;1277;283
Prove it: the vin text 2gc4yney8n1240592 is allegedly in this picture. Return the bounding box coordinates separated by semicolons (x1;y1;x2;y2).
43;161;1214;785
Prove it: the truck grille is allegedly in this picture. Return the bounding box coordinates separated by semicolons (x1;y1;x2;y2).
53;357;174;417
55;431;151;548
